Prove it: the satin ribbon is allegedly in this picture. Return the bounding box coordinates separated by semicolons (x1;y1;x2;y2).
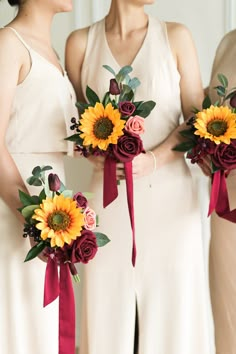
44;257;75;354
208;169;236;222
103;156;136;266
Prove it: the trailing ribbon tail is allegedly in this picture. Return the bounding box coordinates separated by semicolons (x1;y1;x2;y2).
124;161;136;267
103;155;118;208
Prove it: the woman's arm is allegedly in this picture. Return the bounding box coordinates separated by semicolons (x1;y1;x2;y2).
132;23;204;178
0;29;30;221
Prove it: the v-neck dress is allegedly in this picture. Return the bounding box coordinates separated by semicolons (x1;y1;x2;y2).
208;29;236;354
78;16;214;354
0;27;77;354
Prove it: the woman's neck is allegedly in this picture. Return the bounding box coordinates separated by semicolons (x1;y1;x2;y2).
106;2;148;39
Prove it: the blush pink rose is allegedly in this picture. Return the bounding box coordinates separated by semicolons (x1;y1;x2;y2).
125;115;145;135
83;207;96;231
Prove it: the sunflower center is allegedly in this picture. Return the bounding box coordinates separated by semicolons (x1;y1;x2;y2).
48;211;70;231
93;117;114;139
207;119;228;137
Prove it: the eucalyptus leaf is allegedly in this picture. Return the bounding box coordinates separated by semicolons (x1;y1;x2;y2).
32;166;42;178
26;176;42;186
82;192;94;200
116;66;133;83
102;65;116;76
217;73;228;88
21;204;40;219
41;166;53;172
24;241;47;262
86;86;100;105
127;77;141;90
202;95;212;109
61;189;73;198
95;232;110;247
215;85;226;97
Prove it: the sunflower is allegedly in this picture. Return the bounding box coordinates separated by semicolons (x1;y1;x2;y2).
80;102;126;150
194;105;236;144
32;195;84;247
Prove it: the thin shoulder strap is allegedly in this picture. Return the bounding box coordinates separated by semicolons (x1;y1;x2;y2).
4;26;30;51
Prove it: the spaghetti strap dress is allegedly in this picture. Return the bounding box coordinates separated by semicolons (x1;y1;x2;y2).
0;27;77;354
78;16;214;354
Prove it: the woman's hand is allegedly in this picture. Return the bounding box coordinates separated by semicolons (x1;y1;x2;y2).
132;152;156;179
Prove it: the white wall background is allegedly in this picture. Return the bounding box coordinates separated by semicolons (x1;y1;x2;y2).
0;0;235;348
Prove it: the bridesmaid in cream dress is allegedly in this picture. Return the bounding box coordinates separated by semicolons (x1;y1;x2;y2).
0;0;77;353
208;29;236;354
66;1;214;353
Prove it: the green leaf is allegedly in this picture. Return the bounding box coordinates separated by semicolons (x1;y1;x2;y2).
225;90;236;100
135;101;156;118
127;77;141;90
192;106;199;114
172;140;196;152
82;192;94;199
61;189;73;198
76;101;90;113
179;129;196;140
102;91;112;106
102;65;116;76
21;204;40;219
24;241;47;262
39;188;46;202
95;232;110;247
202;95;212;109
116;66;133;83
19;190;36;206
214;85;226;97
65;133;83;145
217;73;228;88
86;86;100;105
41;165;53;172
32;166;42;178
26;176;42;186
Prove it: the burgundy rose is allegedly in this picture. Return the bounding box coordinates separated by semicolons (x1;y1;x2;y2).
73;192;88;209
230;92;236;108
109;78;120;95
48;173;61;192
70;230;98;264
119;101;136;117
112;131;144;162
212;139;236;170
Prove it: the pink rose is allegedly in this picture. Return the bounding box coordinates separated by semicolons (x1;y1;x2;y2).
125;115;145;135
83;207;96;230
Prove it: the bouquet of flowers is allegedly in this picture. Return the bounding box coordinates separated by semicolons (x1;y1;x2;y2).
19;165;109;354
174;73;236;221
66;65;156;266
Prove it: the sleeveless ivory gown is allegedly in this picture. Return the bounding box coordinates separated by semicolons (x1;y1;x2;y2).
78;16;214;354
209;29;236;354
0;27;77;354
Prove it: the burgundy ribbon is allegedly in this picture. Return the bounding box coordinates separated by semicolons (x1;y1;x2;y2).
44;257;75;354
103;156;136;266
208;169;236;222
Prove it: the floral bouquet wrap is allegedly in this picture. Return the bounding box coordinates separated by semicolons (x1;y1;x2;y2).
66;65;156;266
174;73;236;221
19;165;109;354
